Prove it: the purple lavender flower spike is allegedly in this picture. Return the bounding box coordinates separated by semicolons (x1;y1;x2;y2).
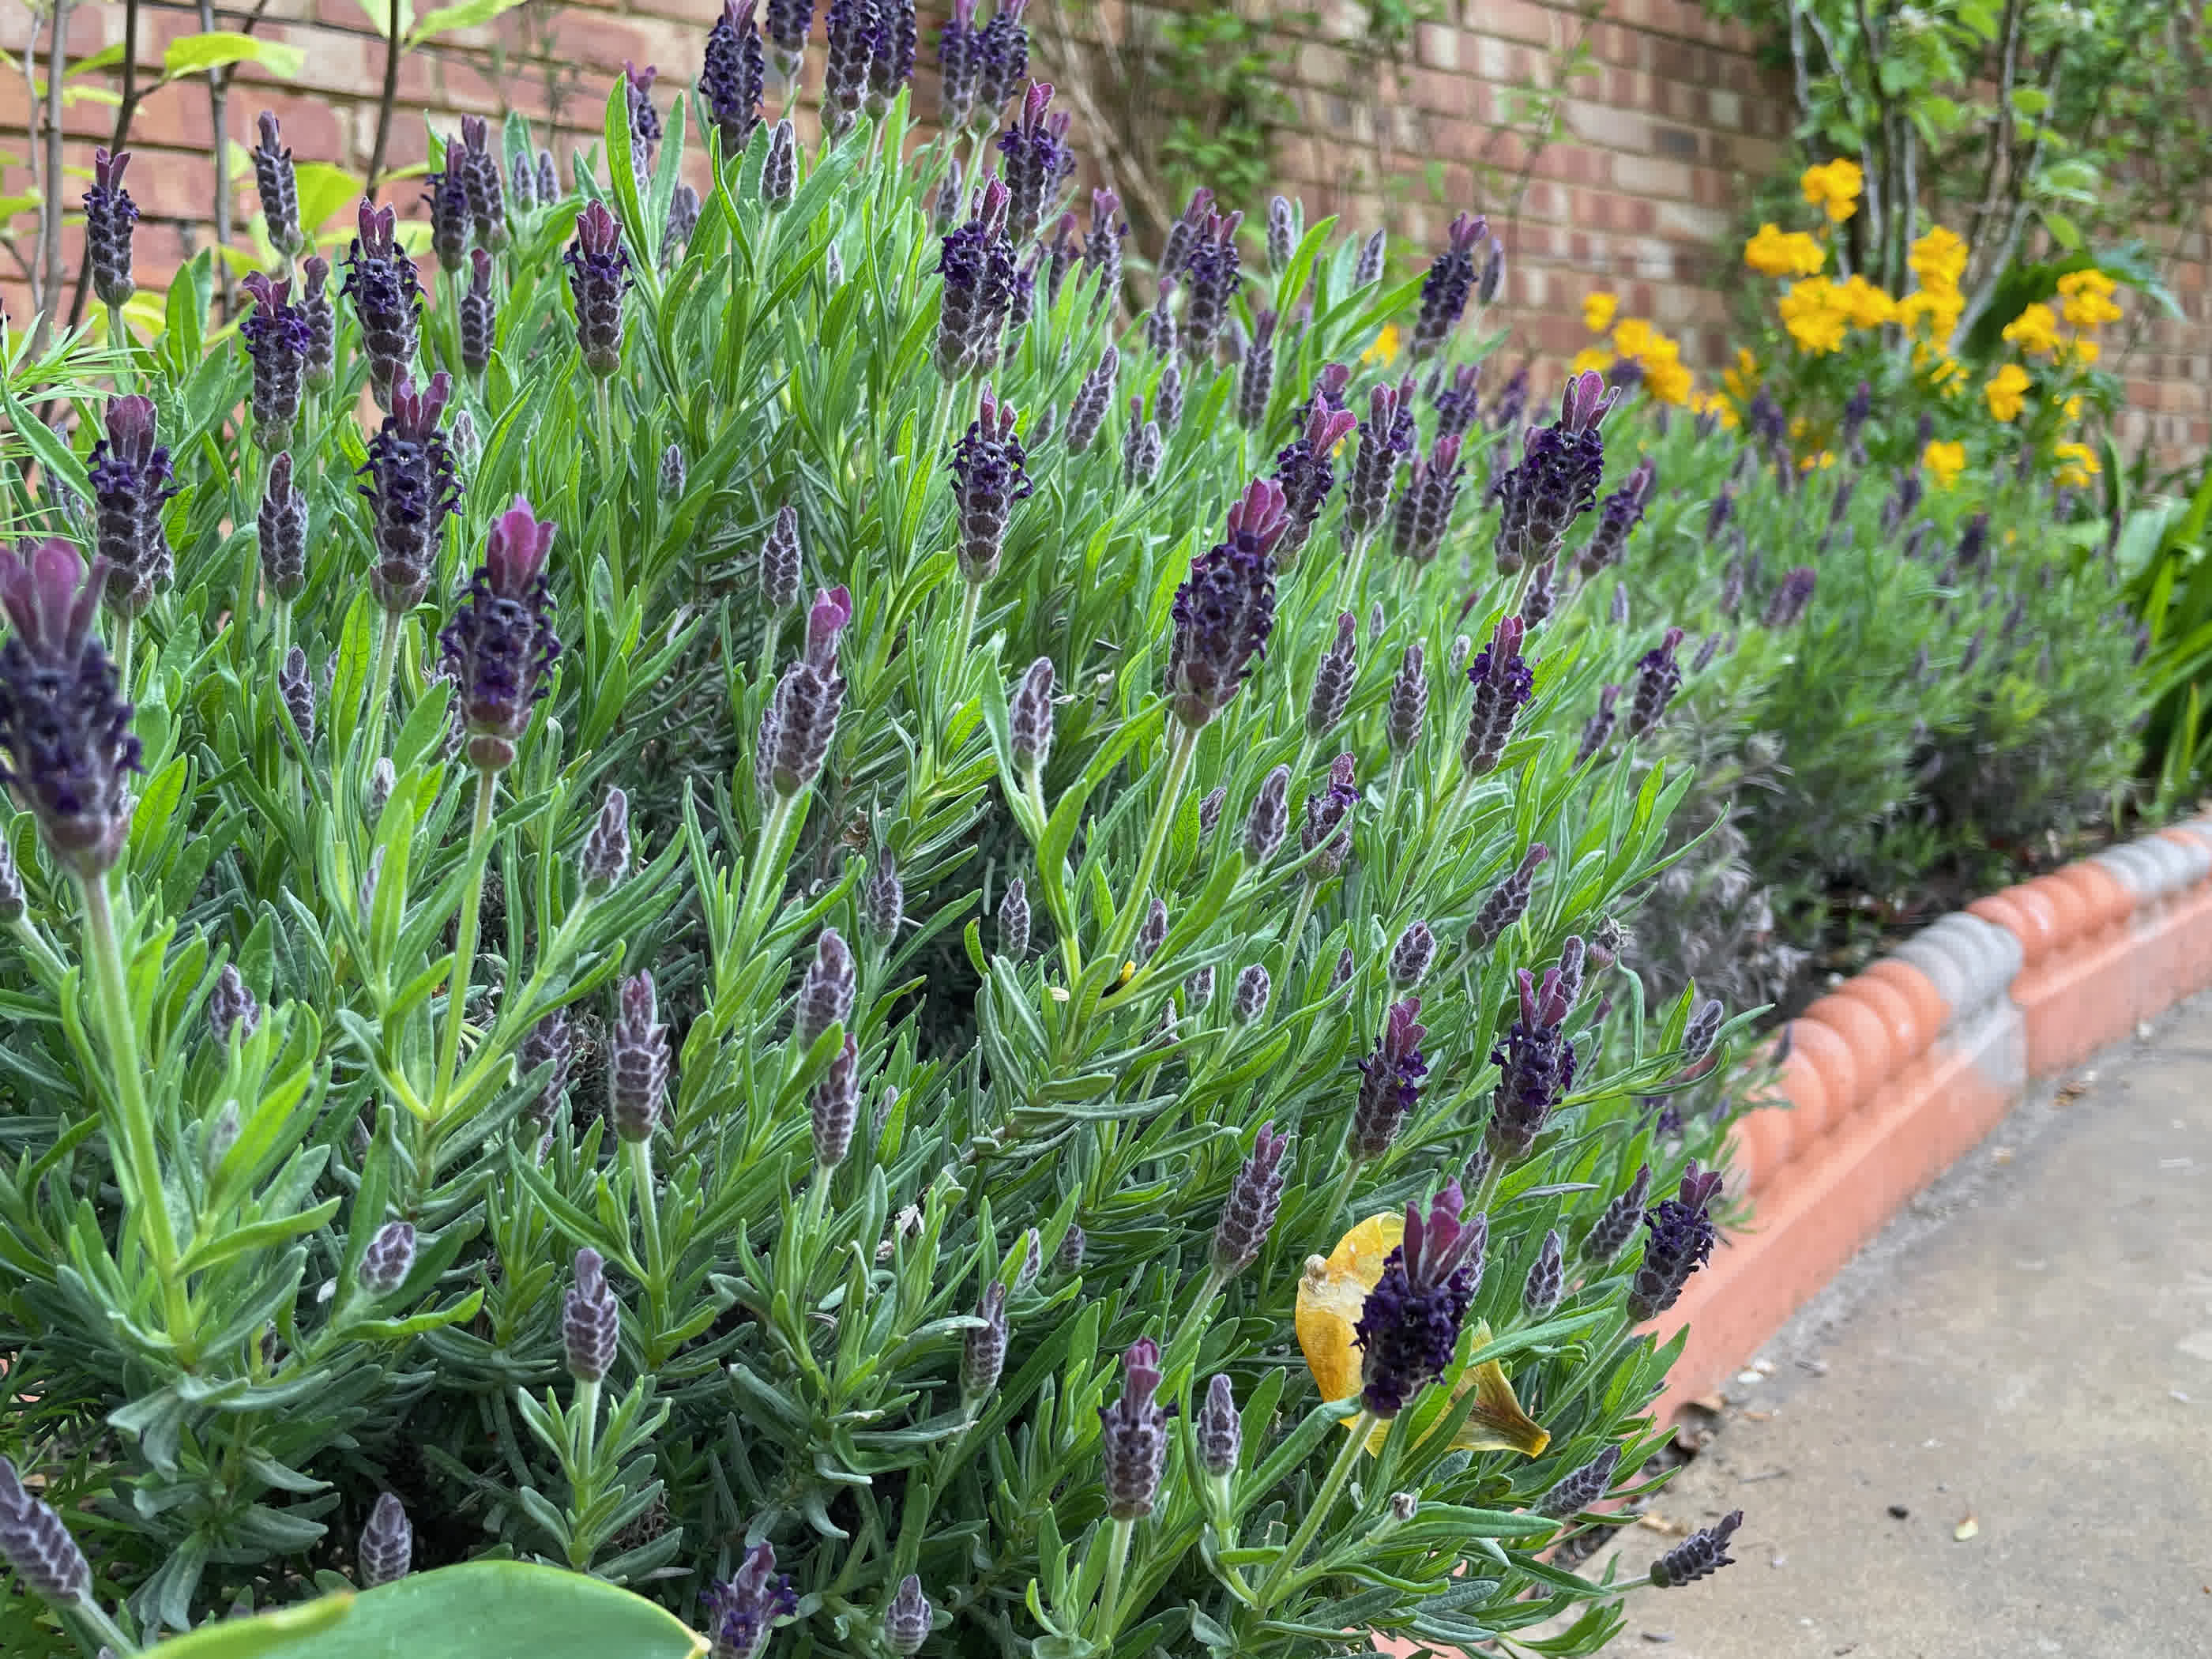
1762;566;1817;628
1353;1182;1482;1415
1492;369;1618;575
1627;626;1685;738
359;1492;412;1588
703;0;769;160
438;496;559;773
87;394;176;614
1099;1338;1170;1518
884;1575;932;1655
608;971;670;1142
239;273;311;446
939;0;981;127
998;81;1074;244
566;201;631;376
950;385;1033;582
1300;751;1359;878
1196;1375;1241;1477
457;115;505;247
1386;640;1427;754
1581;1164;1652;1265
935;178;1018;378
706;1544;798;1659
1574;683;1621;765
1469;842;1548;948
1344;377;1416;544
1237;308;1278;429
84;149;138;308
1306;610;1357;738
1164;480;1286;729
766;0;813;73
821;0;878;133
1212;1122;1290;1278
623;61;664;171
1431;363;1483;441
1461;615;1534;777
1650;1510;1743;1587
359;371;461;615
759;587;852;798
1409;212;1487;359
461;248;496;376
1578;457;1655;578
1161;186;1211;284
1272;401;1360;557
972;0;1031;126
961;1280;1008;1401
251;113;300;254
300;255;336;386
0;541;141;878
343;200;423;401
1084;186;1126;310
1066;344;1118;452
1352;995;1427;1161
0;1454;92;1606
1627;1160;1723;1320
1487;967;1578;1161
1389;433;1466;565
425;149;470;272
563;1246;619;1381
260;453;306;600
1179;207;1243;362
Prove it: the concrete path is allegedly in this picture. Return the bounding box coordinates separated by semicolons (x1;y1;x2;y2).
1589;994;2212;1658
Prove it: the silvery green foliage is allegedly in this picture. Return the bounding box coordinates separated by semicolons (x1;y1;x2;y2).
0;82;1751;1659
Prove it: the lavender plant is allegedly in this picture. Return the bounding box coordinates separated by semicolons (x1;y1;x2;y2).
0;64;1754;1659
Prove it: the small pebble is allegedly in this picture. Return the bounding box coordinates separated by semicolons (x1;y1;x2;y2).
1887;1504;1910;1519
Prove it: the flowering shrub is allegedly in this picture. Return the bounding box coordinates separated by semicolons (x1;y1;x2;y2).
0;24;1752;1659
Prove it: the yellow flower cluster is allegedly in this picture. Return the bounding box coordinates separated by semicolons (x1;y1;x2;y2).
2003;302;2061;356
1571;299;1695;404
1745;222;1826;278
2057;269;2123;329
1922;439;1966;487
1776;277;1849;354
1898;226;1966;339
1984;362;2030;422
2051;441;2101;488
1800;159;1864;224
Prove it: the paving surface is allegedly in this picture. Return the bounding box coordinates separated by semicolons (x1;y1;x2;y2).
1589;995;2212;1658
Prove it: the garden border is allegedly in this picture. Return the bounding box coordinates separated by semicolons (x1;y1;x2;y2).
1647;809;2212;1420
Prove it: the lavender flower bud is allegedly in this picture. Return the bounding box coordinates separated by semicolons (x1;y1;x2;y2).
298;255;336;386
359;1219;417;1296
609;972;670;1142
1305;611;1357;737
1066;344;1119;453
1627;1161;1723;1321
1134;897;1168;963
566;201;631;376
849;844;900;939
580;788;631;893
367;759;396;826
1682;997;1724;1066
563;1246;619;1382
1197;1374;1241;1476
1352;997;1427;1160
1385;641;1428;755
705;0;768;159
950;385;1032;582
935;179;1016;378
1184;964;1214;1010
763;119;798;205
1478;235;1506;305
1300;752;1359;879
811;1033;862;1168
961;1281;1008;1401
765;0;814;70
1083;186;1125;310
0;540;143;878
0;1454;92;1606
939;0;980;126
1390;433;1467;565
1582;1164;1652;1265
1056;1223;1085;1271
1122;404;1161;488
1610;582;1630;626
1537;1444;1620;1518
359;1492;412;1588
1178;207;1243;362
1010;656;1055;772
1014;1228;1042;1292
760;506;803;612
452;249;496;378
1345;380;1414;540
1627;626;1685;739
972;0;1031;125
1213;1121;1288;1276
1409;212;1486;358
795;927;857;1049
84;149;138;308
1493;371;1616;574
706;1544;799;1659
660;181;701;273
457;115;505;247
1522;1228;1563;1318
519;1010;575;1119
360;371;461;615
1390;921;1435;987
996;81;1073;244
426;152;470;272
1243;765;1290;864
1488;967;1578;1161
1355;227;1386;286
88;394;176;614
438;495;559;773
1145;277;1178;360
209;963;260;1045
1099;1339;1169;1518
883;1575;931;1655
1461;615;1533;777
536;149;560;206
1154;361;1184;435
1650;1511;1743;1588
239;272;312;446
1518;559;1558;629
1234;309;1280;431
1578;458;1656;577
1230;963;1270;1025
343;201;423;398
999;877;1030;959
1165;480;1286;728
1272;399;1358;555
760;587;852;798
1762;566;1817;628
243;117;301;261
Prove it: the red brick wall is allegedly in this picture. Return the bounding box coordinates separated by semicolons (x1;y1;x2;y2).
4;1;2206;456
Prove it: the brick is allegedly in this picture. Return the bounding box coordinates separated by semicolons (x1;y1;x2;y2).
1416;21;1458;73
1614;152;1692;201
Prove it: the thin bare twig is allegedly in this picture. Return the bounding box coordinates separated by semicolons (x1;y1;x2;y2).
32;0;73;352
198;0;236;318
63;0;141;333
367;0;405;198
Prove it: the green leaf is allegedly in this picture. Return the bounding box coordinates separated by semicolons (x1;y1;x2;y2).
145;1563;705;1659
161;33;307;80
2042;209;2083;251
408;0;530;44
353;0;416;39
295;163;364;236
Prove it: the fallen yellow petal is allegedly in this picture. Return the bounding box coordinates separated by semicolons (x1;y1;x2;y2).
1294;1213;1549;1458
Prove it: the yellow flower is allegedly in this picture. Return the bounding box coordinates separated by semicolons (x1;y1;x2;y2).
1611;316;1657;359
2063;335;2101;367
1922;438;1967;487
1745;222;1826;279
1568;346;1612;377
1984;362;2030;422
1582;291;1619;333
1296;1211;1550;1456
1800;158;1864;223
1644;356;1695;406
1722;347;1759;402
2002;302;2061;357
1360;322;1401;366
2056;269;2123;329
1778;278;1847;354
2062;394;2084;422
2051;441;2101;488
1909;225;1968;291
1691;391;1740;429
1833;274;1897;329
1800;450;1837;472
1898;285;1964;339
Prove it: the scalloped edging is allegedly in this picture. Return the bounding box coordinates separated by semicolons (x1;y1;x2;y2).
1648;810;2212;1420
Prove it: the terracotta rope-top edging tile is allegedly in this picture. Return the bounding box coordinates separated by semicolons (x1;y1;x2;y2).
1648;811;2212;1420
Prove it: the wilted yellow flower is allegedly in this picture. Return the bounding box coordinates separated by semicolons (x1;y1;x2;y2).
1909;224;1968;291
1360;322;1401;366
1778;278;1848;354
1295;1211;1550;1457
1984;362;2030;422
1800;158;1864;223
2002;302;2062;356
2056;269;2123;329
1583;291;1619;333
1833;274;1897;330
2052;440;2101;488
1922;438;1967;487
1744;223;1825;279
